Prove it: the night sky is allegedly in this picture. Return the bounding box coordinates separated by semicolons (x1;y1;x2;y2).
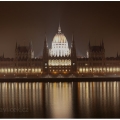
0;1;120;58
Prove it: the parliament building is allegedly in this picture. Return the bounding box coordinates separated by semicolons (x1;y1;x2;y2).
0;25;120;78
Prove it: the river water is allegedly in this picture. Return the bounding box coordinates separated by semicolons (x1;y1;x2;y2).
0;81;120;118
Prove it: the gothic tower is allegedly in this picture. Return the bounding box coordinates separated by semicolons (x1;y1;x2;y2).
71;34;77;73
29;41;34;58
43;34;49;73
15;42;34;60
88;40;105;59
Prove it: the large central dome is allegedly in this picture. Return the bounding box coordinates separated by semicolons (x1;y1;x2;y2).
53;25;67;43
49;24;71;57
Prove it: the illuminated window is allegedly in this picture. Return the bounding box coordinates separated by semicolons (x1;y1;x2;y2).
86;68;88;72
110;67;112;72
117;67;119;72
8;69;10;73
113;67;116;72
103;67;106;72
11;68;13;73
32;68;34;72
83;68;85;72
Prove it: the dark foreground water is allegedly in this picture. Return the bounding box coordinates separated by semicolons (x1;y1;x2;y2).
0;80;120;118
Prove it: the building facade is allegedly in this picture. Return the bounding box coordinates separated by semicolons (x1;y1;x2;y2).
43;25;77;77
0;25;120;78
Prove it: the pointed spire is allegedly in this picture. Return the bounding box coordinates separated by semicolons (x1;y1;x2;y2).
72;32;76;51
43;32;48;59
44;32;48;48
71;32;75;47
71;32;76;58
58;22;61;33
44;32;47;42
72;32;74;42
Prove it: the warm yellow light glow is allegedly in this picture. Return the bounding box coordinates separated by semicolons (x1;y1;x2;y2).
107;67;109;72
83;68;85;72
110;67;112;72
53;72;57;74
86;68;88;72
48;59;71;66
8;69;10;73
11;68;13;73
49;27;71;57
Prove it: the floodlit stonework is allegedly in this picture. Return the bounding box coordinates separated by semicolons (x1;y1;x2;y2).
0;25;120;78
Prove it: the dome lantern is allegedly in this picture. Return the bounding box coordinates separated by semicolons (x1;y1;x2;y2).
58;23;61;33
53;24;67;43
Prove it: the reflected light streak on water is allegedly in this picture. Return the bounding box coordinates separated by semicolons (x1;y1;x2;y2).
0;81;120;118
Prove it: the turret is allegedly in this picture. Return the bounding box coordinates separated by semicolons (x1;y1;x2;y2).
43;33;49;73
58;23;61;33
43;34;48;56
71;33;77;73
29;41;34;58
71;33;76;56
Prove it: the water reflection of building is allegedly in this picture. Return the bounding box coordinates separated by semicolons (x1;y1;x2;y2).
45;82;73;118
0;24;120;77
0;82;120;118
